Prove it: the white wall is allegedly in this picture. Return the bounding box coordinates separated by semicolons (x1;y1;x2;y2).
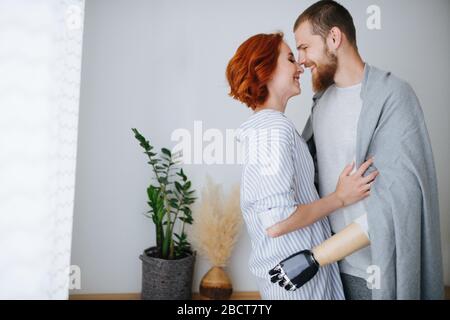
71;0;450;294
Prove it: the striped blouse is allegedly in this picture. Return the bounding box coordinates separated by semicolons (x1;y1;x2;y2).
237;109;344;300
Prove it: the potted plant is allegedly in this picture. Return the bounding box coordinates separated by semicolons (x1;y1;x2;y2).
132;128;196;300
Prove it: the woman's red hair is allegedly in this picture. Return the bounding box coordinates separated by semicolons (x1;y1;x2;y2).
226;33;284;110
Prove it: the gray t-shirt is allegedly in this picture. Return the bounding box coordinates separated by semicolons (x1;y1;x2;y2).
313;83;371;280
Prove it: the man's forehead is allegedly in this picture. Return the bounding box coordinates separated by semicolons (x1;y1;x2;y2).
295;21;312;34
295;22;314;47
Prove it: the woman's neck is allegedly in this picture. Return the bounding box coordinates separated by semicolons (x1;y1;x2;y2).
254;95;287;113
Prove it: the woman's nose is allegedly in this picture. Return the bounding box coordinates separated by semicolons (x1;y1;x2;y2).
297;63;304;74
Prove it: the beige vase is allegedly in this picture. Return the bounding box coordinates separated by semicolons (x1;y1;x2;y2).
199;266;233;299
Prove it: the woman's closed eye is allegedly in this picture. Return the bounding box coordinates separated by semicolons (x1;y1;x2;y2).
288;52;296;63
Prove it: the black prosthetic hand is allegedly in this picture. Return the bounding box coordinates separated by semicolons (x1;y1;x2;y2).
268;250;320;291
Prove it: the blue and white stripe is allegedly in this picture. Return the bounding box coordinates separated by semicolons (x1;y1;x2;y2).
237;109;344;300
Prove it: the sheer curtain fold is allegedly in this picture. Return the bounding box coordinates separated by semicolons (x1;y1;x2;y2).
0;0;85;299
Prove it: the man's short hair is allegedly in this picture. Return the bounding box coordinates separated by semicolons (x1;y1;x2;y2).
294;0;357;49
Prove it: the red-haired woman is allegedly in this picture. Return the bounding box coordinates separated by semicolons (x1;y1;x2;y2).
226;33;377;299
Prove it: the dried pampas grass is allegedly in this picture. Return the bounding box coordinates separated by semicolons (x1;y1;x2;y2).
189;176;243;267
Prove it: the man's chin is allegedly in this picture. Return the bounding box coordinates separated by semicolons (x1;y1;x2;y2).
312;75;334;92
312;78;322;93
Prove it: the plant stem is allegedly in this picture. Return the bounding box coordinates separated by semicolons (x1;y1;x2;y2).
161;160;174;259
168;190;184;258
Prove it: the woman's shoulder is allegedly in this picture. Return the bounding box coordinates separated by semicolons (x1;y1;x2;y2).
239;109;296;134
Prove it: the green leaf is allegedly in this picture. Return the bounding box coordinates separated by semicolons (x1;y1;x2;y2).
158;177;168;184
175;181;183;193
179;216;193;224
182;207;192;214
132;128;152;152
161;148;172;157
168;199;179;208
176;168;187;181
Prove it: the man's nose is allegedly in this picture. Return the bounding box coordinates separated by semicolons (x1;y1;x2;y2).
297;54;306;66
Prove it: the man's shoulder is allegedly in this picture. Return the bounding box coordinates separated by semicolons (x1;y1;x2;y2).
366;65;416;98
366;65;422;119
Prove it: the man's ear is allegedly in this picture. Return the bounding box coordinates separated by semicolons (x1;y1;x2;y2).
326;26;342;51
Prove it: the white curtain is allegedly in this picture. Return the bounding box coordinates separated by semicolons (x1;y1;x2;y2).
0;0;85;299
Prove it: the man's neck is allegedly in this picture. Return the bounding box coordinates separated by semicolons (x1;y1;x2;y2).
334;50;365;88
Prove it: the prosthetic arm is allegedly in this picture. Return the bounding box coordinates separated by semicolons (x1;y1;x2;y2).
269;222;370;291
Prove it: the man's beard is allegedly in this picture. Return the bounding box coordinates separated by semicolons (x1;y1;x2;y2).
311;50;338;92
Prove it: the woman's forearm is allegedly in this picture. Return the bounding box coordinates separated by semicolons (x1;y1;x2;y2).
267;192;344;237
312;222;370;266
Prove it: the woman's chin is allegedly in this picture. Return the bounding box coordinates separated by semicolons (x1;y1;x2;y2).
286;86;301;100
